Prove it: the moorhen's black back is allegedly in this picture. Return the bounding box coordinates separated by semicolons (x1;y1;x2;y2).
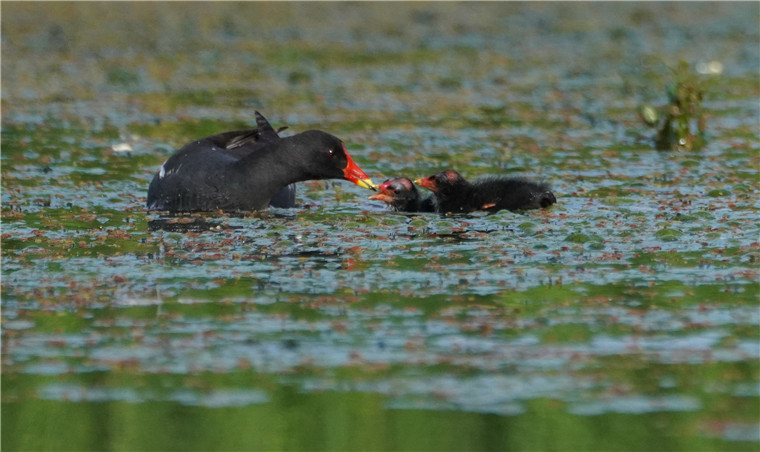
147;111;295;212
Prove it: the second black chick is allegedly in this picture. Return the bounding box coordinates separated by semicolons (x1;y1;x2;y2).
414;169;556;214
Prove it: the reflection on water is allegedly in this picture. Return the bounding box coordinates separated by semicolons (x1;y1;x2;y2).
148;218;241;233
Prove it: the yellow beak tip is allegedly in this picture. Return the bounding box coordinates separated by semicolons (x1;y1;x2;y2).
357;178;377;191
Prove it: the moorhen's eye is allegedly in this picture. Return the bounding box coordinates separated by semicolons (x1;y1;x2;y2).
327;149;336;158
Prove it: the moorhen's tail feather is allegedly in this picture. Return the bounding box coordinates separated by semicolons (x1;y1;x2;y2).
254;111;278;138
223;112;283;150
223;114;296;208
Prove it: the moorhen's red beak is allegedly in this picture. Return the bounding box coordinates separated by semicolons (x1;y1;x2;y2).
368;180;394;202
414;176;437;192
342;151;376;191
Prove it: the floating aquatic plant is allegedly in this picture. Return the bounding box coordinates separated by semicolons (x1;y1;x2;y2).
639;61;708;151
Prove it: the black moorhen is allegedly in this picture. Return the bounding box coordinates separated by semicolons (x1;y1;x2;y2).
368;177;435;212
147;111;375;212
415;169;556;214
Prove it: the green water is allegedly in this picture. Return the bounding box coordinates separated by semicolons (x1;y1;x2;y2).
2;3;758;451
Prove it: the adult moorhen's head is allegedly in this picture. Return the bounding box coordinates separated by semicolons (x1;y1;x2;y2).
285;130;376;191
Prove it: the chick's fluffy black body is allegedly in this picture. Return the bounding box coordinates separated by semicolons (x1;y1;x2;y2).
418;170;556;214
